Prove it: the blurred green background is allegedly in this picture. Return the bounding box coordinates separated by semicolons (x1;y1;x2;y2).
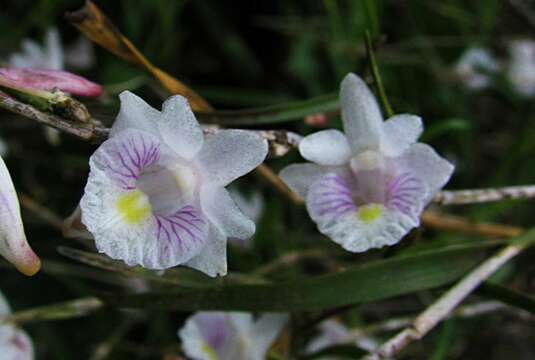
0;0;534;359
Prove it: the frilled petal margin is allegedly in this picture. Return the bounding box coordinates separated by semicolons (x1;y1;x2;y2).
306;172;425;252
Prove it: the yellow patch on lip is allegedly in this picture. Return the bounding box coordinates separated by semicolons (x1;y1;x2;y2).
201;342;218;360
116;190;152;224
357;203;384;224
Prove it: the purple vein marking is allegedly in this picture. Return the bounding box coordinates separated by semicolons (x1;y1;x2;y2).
387;173;424;215
101;132;161;189
154;205;207;257
310;174;357;218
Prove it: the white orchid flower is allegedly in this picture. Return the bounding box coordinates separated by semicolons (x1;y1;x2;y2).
0;156;40;276
0;290;34;360
507;39;535;97
280;73;454;252
80;92;268;276
8;28;63;70
178;311;287;360
454;47;499;90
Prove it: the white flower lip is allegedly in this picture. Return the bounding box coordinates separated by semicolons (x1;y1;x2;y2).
0;156;40;276
508;39;535;97
178;311;287;360
280;73;454;252
80;91;268;276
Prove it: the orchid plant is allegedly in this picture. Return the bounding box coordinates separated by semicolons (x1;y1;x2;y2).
280;73;454;252
178;311;287;360
80;92;268;276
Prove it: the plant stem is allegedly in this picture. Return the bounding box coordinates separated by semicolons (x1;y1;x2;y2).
365;31;394;118
434;185;535;205
362;239;531;359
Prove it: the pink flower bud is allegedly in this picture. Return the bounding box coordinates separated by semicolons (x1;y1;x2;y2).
0;68;103;97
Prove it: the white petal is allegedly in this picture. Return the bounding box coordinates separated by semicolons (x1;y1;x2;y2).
229;187;264;225
381;114;423;156
185;224;227;277
0;290;11;315
279;163;326;198
110;91;162;138
306;173;418;252
251;314;288;356
179;312;235;360
299;130;352;166
201;186;255;240
394;143;454;204
197;130;268;187
340;73;384;153
158;95;204;159
0;325;33;360
0;157;40;276
44;27;64;70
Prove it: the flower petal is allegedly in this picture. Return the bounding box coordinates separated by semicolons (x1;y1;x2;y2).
197;130;268;187
279;163;326;198
110;91;162;138
307;173;418;252
0;68;102;97
179;312;237;360
158;95;204;159
251;314;288;356
0;290;34;360
394;143;454;204
306;320;349;354
201;186;255;240
185;224;227;277
91;129;161;190
44;27;64;70
381;114;423;156
0;157;40;276
298;129;352;166
340;73;384;153
386;172;427;218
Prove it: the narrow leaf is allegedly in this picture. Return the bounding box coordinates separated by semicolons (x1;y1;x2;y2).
102;244;492;312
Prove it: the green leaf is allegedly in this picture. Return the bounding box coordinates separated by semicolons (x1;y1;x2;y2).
478;282;535;315
195;93;338;126
102;244;492;312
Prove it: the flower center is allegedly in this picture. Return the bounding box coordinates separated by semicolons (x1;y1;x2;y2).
116;190;152;224
136;162;199;216
357;203;384;224
350;150;384;172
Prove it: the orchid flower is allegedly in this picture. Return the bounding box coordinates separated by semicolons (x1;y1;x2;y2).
8;27;95;71
280;73;454;252
507;39;535;97
0;290;34;360
0;156;40;276
453;47;499;90
80;92;268;276
8;28;63;70
178;311;287;360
